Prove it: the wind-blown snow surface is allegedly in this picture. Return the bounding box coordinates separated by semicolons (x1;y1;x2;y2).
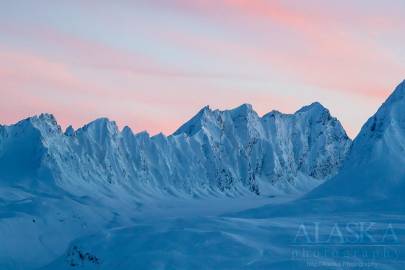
42;211;405;270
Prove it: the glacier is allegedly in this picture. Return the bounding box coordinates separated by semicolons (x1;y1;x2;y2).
2;81;405;269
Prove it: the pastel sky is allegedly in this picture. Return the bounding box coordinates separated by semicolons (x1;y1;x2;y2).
1;0;404;138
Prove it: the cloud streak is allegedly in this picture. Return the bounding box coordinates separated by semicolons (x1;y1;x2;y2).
1;1;404;137
159;0;404;98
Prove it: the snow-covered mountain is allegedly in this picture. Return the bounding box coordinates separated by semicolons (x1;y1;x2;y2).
309;80;405;203
0;102;352;269
35;82;405;270
0;103;350;198
9;88;405;269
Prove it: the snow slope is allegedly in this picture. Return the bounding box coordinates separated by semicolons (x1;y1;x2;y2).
41;212;405;270
308;80;405;204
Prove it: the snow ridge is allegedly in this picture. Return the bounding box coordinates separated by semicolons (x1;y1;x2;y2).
0;103;351;197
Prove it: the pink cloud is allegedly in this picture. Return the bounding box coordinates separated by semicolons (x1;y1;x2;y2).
157;0;404;99
0;24;250;80
1;45;296;135
1;2;403;138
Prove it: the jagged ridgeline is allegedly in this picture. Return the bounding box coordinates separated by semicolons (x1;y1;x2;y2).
0;103;351;197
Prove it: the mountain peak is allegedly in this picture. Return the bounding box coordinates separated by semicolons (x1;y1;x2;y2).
19;113;62;135
228;103;257;121
78;117;118;135
122;126;134;137
228;103;254;116
64;125;75;136
200;105;211;113
174;103;259;136
261;109;289;120
384;79;405;104
26;113;57;125
173;105;214;136
38;113;57;121
295;102;328;114
230;103;253;112
89;117;116;127
355;80;405;140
